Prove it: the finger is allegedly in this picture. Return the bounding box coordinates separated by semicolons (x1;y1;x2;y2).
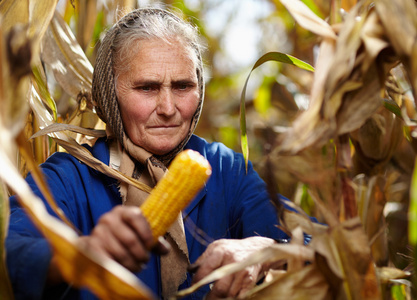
92;225;141;270
192;250;224;283
210;273;235;298
94;208;150;271
106;209;152;264
120;207;155;249
229;267;257;298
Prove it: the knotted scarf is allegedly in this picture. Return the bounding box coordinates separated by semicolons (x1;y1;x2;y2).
91;8;204;299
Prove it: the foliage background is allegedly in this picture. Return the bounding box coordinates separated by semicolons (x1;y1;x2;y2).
1;0;416;299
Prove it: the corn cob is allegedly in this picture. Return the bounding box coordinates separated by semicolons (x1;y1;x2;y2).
140;149;212;242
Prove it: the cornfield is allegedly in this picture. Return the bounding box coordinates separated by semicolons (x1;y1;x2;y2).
0;0;416;299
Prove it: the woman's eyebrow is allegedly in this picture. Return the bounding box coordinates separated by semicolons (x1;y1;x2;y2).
132;79;161;86
171;79;197;85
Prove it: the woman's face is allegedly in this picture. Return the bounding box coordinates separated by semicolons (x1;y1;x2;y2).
116;38;200;155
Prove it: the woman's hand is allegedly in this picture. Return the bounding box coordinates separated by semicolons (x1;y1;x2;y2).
47;205;170;285
191;236;275;299
77;205;170;271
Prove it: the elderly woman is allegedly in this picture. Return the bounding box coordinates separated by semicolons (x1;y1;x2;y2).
6;7;290;300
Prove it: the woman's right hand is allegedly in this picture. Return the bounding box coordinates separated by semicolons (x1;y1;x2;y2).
47;205;170;285
78;205;170;271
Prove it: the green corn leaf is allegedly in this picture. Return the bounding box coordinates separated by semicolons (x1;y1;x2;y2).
409;157;417;245
32;65;58;121
383;98;403;120
391;283;407;300
240;52;314;169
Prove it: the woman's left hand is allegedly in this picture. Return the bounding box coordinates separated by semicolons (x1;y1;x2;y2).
191;236;275;299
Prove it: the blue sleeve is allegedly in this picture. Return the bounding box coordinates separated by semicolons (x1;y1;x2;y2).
223;151;289;241
6;153;83;300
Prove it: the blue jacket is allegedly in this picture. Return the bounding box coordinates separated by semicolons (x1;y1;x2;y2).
6;135;289;299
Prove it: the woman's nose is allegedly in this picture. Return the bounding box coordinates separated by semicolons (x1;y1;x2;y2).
156;89;176;117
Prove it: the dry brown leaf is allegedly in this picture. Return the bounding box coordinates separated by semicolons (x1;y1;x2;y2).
76;0;98;51
283;210;328;236
41;12;93;100
52;137;153;194
323;217;381;299
27;0;58;60
246;264;331;300
277;39;336;154
354;175;388;266
270;144;342;222
351;106;403;173
0;0;29;34
31;123;106;139
280;0;337;40
376;266;411;284
277;3;398;155
376;0;417;103
1;25;32;138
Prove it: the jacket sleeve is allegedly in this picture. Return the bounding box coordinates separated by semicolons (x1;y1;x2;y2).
6;153;80;300
225;152;290;241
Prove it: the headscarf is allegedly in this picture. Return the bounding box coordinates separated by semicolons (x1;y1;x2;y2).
91;8;204;298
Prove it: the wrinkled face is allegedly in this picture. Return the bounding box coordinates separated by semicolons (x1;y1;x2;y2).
115;38;200;155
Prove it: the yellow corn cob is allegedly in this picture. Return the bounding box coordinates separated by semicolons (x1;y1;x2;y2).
140;149;212;242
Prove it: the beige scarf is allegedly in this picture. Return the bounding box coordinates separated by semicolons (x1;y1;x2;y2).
112;137;190;298
91;8;205;299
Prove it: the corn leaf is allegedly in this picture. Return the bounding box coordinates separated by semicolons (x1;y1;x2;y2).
1;26;32;138
376;0;417;101
409;157;417;244
354;175;388;265
27;0;58;59
52;137;153;194
240;52;314;167
32;64;58;120
277;3;398;155
377;267;410;284
330;217;381;299
31;123;106;139
383;98;403;120
280;0;337;40
0;1;29;34
41;12;93;100
391;284;407;300
76;0;98;51
246;264;331;300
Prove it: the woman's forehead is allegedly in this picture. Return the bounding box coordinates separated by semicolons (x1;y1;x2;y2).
115;37;199;74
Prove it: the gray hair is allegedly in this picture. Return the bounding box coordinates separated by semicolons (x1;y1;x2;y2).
112;9;203;81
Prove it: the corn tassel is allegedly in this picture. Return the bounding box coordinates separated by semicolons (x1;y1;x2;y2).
140;149;212;242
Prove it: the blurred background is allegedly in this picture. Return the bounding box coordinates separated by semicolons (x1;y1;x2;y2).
53;0;320;161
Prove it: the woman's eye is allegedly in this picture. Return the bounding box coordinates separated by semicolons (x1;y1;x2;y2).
173;82;194;91
137;85;155;91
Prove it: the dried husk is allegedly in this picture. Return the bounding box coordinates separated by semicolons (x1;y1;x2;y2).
41;12;93;101
277;2;398;155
